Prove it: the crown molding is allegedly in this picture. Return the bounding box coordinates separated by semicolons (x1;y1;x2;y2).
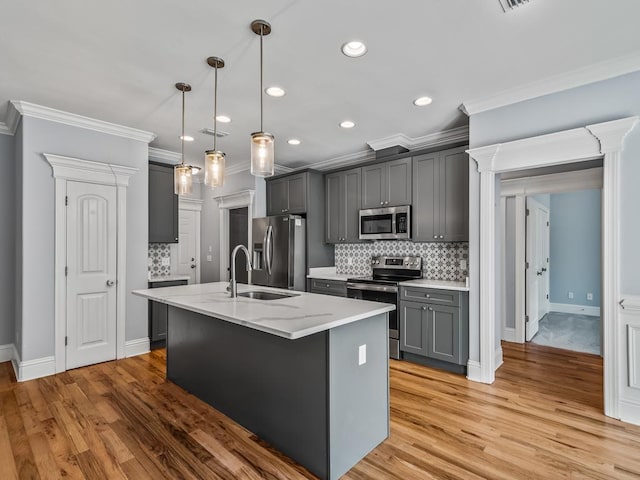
306;149;375;172
223;162;293;177
10;101;156;143
367;126;469;152
461;52;640;116
0;104;22;135
0;123;11;136
148;147;181;164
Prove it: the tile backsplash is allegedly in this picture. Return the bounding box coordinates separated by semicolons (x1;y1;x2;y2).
335;241;468;281
148;243;171;276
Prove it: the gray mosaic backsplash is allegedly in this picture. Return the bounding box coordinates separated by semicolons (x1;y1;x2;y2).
148;243;171;276
335;241;469;281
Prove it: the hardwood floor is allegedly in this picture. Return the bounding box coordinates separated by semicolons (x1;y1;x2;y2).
1;342;640;479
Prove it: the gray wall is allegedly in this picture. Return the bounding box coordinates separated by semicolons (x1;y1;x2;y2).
469;69;640;363
0;133;15;347
200;170;266;283
18;116;149;361
550;189;601;307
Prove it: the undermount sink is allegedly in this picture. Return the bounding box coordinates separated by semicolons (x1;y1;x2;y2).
237;291;298;301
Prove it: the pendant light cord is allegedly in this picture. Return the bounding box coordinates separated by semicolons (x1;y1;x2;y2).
260;25;264;132
181;88;185;166
213;64;218;151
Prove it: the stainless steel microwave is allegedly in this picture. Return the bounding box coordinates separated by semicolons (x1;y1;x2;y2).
359;206;411;240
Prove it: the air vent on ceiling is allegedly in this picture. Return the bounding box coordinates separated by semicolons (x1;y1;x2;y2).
498;0;530;12
200;128;230;138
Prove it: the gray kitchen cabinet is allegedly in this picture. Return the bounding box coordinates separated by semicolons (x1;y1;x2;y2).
267;172;307;215
412;146;469;242
149;279;188;348
399;286;469;373
308;278;347;297
362;157;412;209
325;167;361;243
149;162;179;243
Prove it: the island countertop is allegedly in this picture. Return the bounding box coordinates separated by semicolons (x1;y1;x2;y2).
133;282;394;340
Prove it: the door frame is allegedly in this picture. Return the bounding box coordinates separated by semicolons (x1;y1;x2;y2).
44;153;137;374
500;168;603;343
215;190;255;282
175;197;202;284
467;115;638;420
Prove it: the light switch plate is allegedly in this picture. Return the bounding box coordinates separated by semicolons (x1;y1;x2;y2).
358;344;366;366
162;257;170;267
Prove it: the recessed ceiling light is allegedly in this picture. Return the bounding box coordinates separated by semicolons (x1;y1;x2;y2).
341;41;367;58
216;115;231;123
413;96;433;107
180;135;194;142
287;139;301;145
265;86;286;97
340;120;355;129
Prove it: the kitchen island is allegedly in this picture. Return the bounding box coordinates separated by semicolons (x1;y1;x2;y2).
132;282;394;480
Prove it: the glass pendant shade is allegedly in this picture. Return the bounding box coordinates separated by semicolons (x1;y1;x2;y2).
174;164;193;195
250;131;275;177
204;150;226;187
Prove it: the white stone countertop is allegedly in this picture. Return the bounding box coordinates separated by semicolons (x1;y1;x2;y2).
132;282;394;340
148;275;192;283
398;279;469;291
306;266;351;281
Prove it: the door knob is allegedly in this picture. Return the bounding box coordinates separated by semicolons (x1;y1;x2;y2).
537;271;543;276
106;280;115;287
541;267;547;272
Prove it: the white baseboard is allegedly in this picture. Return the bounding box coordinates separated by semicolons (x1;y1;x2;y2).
13;351;56;382
549;303;601;317
125;337;150;358
0;344;13;363
495;346;504;370
619;399;640;426
466;360;483;382
502;327;518;343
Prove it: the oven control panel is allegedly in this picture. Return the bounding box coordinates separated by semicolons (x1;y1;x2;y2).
371;255;422;270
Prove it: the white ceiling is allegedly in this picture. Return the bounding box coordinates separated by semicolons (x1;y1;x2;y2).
2;0;640;170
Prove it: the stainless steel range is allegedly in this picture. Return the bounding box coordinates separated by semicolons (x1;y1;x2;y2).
346;255;422;359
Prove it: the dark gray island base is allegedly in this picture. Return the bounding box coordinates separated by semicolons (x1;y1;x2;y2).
166;306;389;480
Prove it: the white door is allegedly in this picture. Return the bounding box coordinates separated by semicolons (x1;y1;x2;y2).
66;181;117;369
177;209;198;284
525;197;550;341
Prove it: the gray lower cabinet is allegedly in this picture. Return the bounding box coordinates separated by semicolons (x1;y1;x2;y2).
325;168;361;243
400;286;469;373
149;279;188;347
412;146;469;242
149;162;179;243
308;278;347;297
362;157;412;209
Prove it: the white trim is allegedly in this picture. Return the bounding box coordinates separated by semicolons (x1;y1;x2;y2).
623;295;640;312
178;198;203;284
0;122;11;136
502;328;518;343
461;51;640;115
514;196;526;344
45;153;137;374
467;116;638;422
215;190;255;282
223;162;294;177
0;106;21;135
14;355;56;382
549;303;601;317
367;126;469;152
619;399;640;426
149;147;181;164
10;101;156;143
466;360;482;382
500;168;603;197
179;197;203;212
627;325;640;391
0;344;13;362
125;338;151;358
495;345;504;370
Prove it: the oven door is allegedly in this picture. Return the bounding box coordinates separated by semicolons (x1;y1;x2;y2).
347;283;399;357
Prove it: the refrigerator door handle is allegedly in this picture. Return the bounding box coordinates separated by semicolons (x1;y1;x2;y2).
265;225;273;275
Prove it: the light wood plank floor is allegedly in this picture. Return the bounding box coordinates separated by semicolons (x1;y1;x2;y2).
1;342;640;479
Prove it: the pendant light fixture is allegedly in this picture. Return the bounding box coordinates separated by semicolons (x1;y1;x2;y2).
204;56;226;188
250;19;275;178
174;82;194;195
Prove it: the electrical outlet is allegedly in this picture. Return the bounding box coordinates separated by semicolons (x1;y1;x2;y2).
358;344;367;366
347;257;353;266
587;293;593;301
460;259;467;270
162;257;170;267
568;291;574;299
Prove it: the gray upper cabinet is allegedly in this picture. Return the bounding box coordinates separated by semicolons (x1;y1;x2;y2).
267;172;307;215
362;157;412;209
325;168;361;243
149;162;179;243
412;146;469;242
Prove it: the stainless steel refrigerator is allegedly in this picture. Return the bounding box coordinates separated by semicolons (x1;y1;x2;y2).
251;215;306;291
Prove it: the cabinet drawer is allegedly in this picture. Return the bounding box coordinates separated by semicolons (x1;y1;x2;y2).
401;287;460;307
310;279;347;297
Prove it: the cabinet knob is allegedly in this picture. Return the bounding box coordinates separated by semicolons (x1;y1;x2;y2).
426;294;430;298
380;202;384;205
428;307;433;311
422;306;427;310
439;235;444;239
326;284;330;288
385;201;389;205
433;235;438;239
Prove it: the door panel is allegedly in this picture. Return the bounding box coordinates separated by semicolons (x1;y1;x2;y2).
344;168;362;242
412;153;438;241
362;164;385;209
287;174;307;213
177;209;197;284
267;178;287;215
427;305;459;363
526;198;549;341
387;157;412;207
66;181;117;370
268;216;291;289
400;301;428;356
325;173;342;243
440;150;469;241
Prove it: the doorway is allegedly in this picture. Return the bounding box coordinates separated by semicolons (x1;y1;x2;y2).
175;197;202;284
229;207;249;284
525;195;550;341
